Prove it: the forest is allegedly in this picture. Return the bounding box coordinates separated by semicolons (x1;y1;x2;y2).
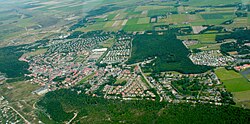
0;45;29;79
127;30;212;73
0;39;48;80
218;29;250;55
37;88;250;124
216;29;250;42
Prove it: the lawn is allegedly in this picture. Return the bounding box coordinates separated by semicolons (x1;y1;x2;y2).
215;68;250;92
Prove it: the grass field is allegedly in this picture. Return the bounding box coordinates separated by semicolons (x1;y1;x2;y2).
224;17;250;28
126;18;139;25
113;12;128;20
77;22;106;32
134;6;170;11
115;79;126;85
22;48;47;57
178;33;227;44
78;72;96;85
199;12;236;25
123;24;153;31
147;8;177;17
137;17;150;24
201;13;224;19
184;0;242;6
104;21;115;27
107;14;117;20
215;68;250;92
99;38;115;48
233;90;250;109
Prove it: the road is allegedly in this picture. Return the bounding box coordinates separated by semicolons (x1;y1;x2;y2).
8;106;30;124
137;64;163;102
67;112;78;124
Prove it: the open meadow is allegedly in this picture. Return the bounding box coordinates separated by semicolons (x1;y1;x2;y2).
215;68;250;109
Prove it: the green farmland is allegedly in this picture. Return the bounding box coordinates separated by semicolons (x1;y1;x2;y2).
215;68;250;92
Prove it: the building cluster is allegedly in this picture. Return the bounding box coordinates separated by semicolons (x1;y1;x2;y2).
0;96;25;124
101;35;132;64
189;50;234;66
104;72;155;100
25;35;110;91
146;72;230;105
88;48;108;62
234;64;250;71
77;65;156;101
11;30;236;106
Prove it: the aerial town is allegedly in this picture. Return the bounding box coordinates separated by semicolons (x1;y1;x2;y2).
0;0;250;123
189;50;235;67
15;31;236;106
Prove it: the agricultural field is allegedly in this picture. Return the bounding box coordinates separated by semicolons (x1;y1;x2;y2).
233;90;250;109
134;6;170;12
178;33;227;44
0;0;103;47
123;24;153;32
215;68;250;92
72;0;249;34
147;7;177;17
137;17;150;24
184;0;243;6
200;12;236;25
215;68;250;109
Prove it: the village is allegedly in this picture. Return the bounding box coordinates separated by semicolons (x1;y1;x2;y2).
189;50;235;67
101;34;133;64
14;31;236;106
0;96;27;124
25;33;111;94
146;71;233;105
